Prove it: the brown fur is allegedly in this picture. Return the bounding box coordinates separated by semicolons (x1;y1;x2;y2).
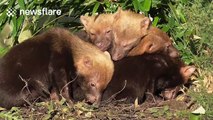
102;53;195;103
128;27;179;58
0;28;114;109
74;30;89;42
80;13;114;51
111;8;151;60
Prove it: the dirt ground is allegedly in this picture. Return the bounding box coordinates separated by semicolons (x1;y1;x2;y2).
10;95;197;120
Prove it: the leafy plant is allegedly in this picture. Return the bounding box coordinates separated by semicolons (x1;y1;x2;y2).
0;107;23;120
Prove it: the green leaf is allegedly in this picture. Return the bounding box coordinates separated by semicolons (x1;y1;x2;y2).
177;10;186;23
148;107;158;113
103;0;111;7
152;16;159;26
26;1;35;9
168;2;179;23
62;0;69;5
0;0;8;5
8;0;16;8
133;0;139;12
11;17;17;37
17;16;24;31
34;0;45;4
18;0;25;9
0;11;8;30
168;17;176;28
83;0;96;6
92;2;100;15
161;24;170;32
163;105;169;112
189;113;201;120
142;0;152;12
181;0;188;4
176;30;185;38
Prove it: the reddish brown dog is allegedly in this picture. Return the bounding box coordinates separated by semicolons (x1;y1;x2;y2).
128;27;179;58
80;9;179;61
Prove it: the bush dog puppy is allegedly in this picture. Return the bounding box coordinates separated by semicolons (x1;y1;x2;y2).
0;28;114;109
80;13;114;51
110;8;151;60
101;53;195;103
80;9;179;61
128;27;179;58
111;8;180;60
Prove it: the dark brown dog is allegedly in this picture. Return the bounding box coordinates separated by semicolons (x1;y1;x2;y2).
102;53;195;103
0;28;114;109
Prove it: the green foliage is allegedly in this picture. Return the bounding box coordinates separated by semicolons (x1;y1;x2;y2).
147;106;173;119
0;47;8;56
0;107;23;120
33;99;76;119
189;89;213;119
161;0;213;68
189;114;202;120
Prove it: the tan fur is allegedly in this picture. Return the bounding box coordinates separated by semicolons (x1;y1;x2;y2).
180;65;196;83
80;14;114;51
47;28;114;105
128;27;179;58
111;8;151;60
